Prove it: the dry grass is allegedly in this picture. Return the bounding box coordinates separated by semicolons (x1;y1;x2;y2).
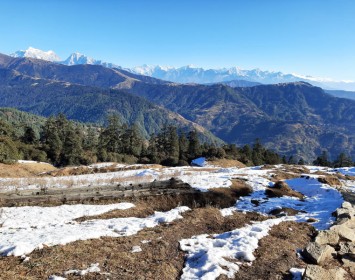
231;221;315;280
45;164;163;177
208;159;246;168
0;163;56;178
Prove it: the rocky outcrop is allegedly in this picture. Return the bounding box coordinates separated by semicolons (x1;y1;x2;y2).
303;265;347;280
301;202;355;279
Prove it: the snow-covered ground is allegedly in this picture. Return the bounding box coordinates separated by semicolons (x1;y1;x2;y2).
0;163;354;279
0;204;189;256
225;177;343;230
180;217;292;279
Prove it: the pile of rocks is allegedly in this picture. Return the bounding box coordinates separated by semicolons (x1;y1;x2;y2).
301;201;355;279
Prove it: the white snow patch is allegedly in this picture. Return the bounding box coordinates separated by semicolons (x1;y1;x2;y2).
230;177;343;230
131;245;142;253
64;263;100;276
0;203;189;256
48;276;67;280
334;167;355;176
0;203;135;229
179;217;290;279
289;267;305;280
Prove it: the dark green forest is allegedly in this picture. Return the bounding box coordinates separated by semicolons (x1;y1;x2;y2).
0;109;352;168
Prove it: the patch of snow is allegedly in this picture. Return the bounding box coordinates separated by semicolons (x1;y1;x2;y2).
48;276;67;280
17;160;51;165
0;205;189;256
136;169;159;177
289;267;305;280
334;167;355;176
88;162;118;168
141;240;151;244
179;217;290;280
64;263;100;276
131;245;142;253
230;177;343;230
0;203;135;229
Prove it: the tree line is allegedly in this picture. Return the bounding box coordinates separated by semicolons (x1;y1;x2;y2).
0;113;353;168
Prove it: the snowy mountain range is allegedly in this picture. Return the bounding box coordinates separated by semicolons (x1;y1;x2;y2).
9;47;355;91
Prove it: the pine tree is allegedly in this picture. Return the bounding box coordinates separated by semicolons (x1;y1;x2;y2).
22;127;37;144
178;131;189;161
333;152;353;167
61;124;83;166
188;130;201;160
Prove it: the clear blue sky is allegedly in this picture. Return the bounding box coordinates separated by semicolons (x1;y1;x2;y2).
1;0;354;80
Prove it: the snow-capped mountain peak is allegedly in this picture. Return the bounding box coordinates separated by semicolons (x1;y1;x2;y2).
63;52;97;66
10;47;61;62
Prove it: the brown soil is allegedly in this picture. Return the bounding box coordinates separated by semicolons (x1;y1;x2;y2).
0;162;56;178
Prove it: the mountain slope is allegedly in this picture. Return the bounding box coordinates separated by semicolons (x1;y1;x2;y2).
325;90;355;101
0;67;222;144
124;81;355;161
0;53;169;88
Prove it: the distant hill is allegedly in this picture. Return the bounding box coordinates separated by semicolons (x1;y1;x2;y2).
125;81;355;161
325;90;355;101
207;79;262;87
0;67;222;144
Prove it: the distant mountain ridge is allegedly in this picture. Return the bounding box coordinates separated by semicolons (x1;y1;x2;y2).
0;54;222;144
9;47;355;91
1;52;355;161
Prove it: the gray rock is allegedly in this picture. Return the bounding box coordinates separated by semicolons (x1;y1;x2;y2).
315;230;339;246
330;224;355;242
303;242;335;264
342;255;355;275
338;242;355;257
303;265;347;280
342;201;353;210
334;208;352;219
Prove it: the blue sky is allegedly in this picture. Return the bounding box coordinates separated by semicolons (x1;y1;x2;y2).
1;0;355;80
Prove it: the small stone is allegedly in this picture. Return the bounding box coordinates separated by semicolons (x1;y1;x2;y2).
303;265;347;280
315;230;339;246
306;218;318;223
303;242;335;265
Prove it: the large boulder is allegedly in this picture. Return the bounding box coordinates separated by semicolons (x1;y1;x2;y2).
303;242;335;265
315;230;339;246
303;265;347;280
330;224;355;242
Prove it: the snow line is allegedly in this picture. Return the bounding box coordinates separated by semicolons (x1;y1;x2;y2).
179;217;291;280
